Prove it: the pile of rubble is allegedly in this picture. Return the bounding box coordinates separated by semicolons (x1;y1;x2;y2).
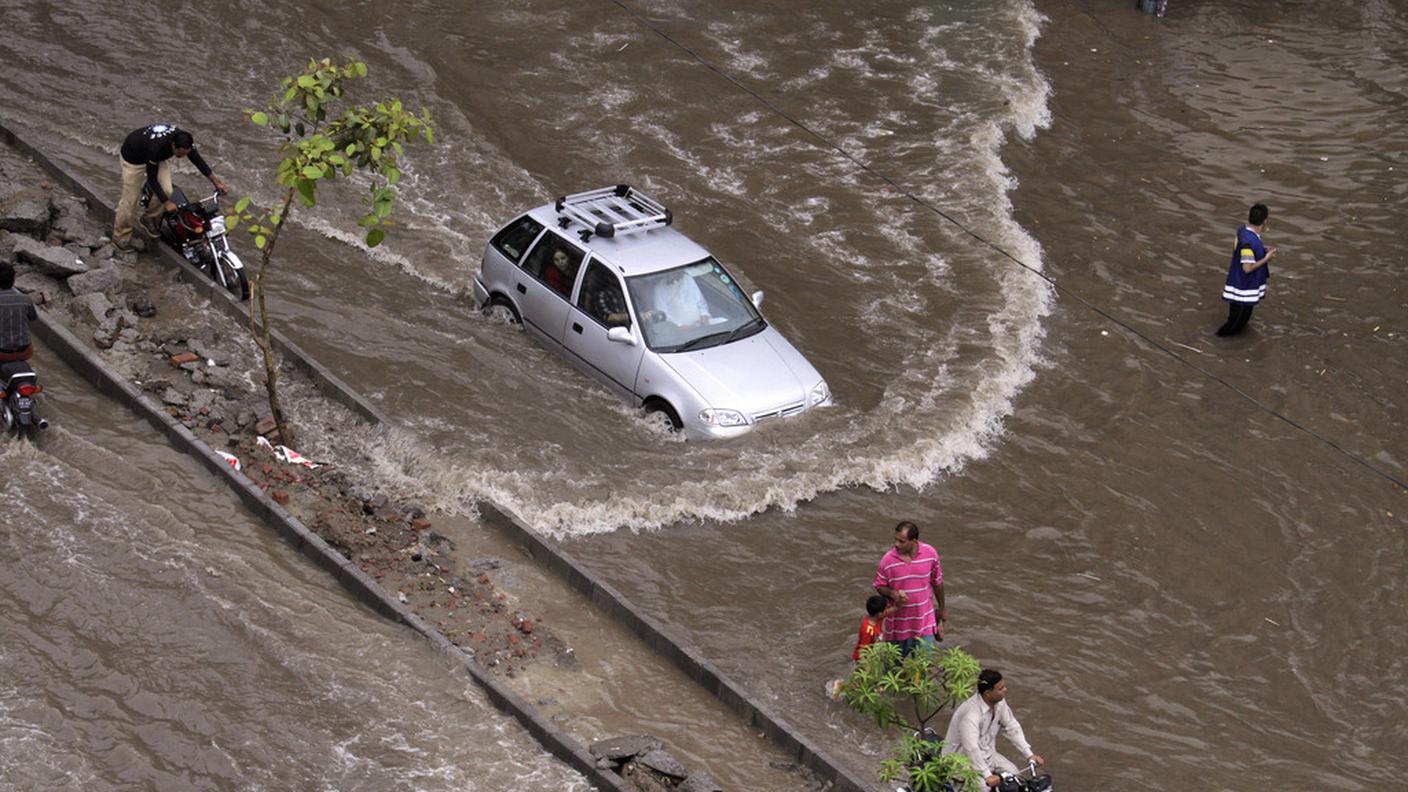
590;735;724;792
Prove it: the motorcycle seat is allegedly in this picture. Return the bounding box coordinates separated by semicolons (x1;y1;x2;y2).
0;361;34;381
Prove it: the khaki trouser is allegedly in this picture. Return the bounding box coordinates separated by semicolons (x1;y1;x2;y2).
112;157;171;245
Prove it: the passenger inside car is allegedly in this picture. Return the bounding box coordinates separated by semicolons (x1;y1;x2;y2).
543;249;576;297
580;263;630;327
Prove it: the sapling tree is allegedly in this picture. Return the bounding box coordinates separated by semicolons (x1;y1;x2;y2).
227;57;433;445
841;642;985;792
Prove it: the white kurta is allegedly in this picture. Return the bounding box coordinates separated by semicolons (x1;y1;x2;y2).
941;692;1035;777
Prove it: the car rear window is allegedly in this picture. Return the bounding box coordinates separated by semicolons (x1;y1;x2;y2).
490;215;544;263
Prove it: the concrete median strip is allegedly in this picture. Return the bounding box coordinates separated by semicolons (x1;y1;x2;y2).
3;120;873;792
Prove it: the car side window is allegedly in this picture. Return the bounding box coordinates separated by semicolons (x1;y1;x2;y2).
522;232;584;300
490;215;544;263
577;261;630;328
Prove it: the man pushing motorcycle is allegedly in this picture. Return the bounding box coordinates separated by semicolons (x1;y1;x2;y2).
112;124;228;253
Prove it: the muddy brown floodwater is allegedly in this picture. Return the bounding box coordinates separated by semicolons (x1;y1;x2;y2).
1;1;1404;790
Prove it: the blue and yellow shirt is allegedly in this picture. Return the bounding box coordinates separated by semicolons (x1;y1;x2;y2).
1222;225;1268;304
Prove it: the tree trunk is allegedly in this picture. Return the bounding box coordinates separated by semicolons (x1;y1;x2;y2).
251;189;298;447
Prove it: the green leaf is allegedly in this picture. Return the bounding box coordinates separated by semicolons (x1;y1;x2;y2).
385;166;400;186
365;227;385;247
283;86;298;103
297;74;316;88
354;61;368;77
255;235;267;249
296;179;317;207
251;111;269;126
234;196;251;213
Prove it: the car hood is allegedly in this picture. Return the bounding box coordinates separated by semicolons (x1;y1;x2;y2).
659;326;822;412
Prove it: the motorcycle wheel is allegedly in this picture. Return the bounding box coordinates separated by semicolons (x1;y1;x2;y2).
196;244;217;275
216;252;251;301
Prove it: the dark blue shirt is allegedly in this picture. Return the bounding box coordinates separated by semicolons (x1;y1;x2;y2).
1222;225;1268;304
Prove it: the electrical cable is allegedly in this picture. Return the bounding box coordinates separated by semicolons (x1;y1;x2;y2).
607;0;1406;492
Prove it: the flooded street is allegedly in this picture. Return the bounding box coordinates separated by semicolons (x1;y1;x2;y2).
0;348;588;790
1;0;1404;789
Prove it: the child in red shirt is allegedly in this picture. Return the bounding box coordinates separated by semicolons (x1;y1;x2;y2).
829;595;893;700
852;594;893;661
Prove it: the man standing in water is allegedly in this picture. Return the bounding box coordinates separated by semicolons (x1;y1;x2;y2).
112;124;228;253
1216;203;1277;337
943;669;1044;787
873;520;945;654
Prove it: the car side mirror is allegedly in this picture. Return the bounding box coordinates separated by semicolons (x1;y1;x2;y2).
607;326;636;346
751;290;765;307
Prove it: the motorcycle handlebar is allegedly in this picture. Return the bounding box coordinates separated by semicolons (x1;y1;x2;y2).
177;191;226;213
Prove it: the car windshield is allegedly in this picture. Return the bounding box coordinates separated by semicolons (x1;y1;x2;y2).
627;258;765;352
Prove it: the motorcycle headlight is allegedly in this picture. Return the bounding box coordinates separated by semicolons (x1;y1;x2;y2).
808;380;831;407
698;408;748;427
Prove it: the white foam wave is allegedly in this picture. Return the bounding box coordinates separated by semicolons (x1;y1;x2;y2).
287;0;1058;538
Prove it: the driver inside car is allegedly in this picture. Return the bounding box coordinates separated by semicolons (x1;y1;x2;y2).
647;268;710;327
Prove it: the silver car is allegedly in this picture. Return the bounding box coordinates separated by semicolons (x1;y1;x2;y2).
472;185;830;439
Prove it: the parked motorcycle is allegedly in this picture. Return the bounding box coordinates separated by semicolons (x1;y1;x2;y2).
141;185;250;300
1;361;49;438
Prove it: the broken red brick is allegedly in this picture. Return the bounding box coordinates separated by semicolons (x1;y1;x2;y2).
270;491;289;505
410;518;431;530
169;352;200;366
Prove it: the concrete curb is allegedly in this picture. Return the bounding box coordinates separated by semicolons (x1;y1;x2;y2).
5;120;877;792
480;503;870;792
28;314;633;792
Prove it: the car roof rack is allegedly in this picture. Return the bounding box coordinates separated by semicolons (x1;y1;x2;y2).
554;184;672;242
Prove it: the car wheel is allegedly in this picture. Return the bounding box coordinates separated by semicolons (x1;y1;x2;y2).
643;399;682;433
483;295;520;325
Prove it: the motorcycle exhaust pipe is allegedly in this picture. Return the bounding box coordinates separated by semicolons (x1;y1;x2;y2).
36;417;49;431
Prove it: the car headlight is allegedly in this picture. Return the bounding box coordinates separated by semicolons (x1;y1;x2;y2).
698;408;748;427
808;380;831;406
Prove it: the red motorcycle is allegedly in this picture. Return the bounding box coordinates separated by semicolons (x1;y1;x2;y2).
142;185;250;300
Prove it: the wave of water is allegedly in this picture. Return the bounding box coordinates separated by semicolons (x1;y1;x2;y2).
300;1;1057;537
0;0;1057;538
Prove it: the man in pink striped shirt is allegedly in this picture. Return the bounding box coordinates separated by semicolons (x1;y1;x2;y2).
873;520;946;655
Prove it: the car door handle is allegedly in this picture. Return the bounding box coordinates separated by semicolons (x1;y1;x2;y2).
572;322;583;334
516;283;527;294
